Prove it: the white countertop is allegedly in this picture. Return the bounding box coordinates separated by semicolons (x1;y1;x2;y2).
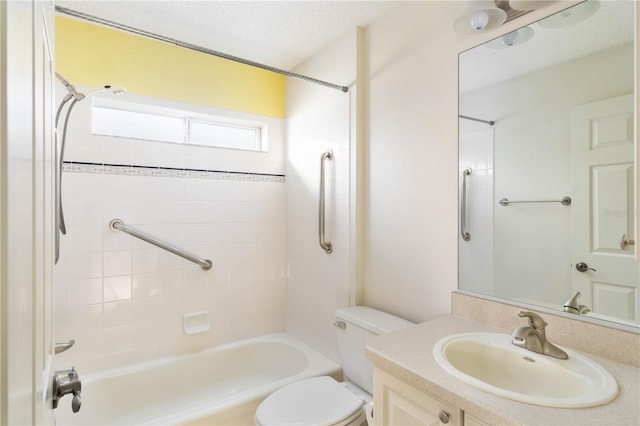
365;315;640;425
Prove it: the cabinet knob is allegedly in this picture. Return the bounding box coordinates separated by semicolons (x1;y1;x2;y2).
438;410;450;424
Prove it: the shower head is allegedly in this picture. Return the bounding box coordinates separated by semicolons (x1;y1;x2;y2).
83;85;127;98
55;72;127;101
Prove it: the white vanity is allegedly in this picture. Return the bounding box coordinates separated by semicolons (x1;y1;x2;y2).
366;315;639;425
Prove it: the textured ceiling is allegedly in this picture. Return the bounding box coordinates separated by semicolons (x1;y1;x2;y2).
460;0;634;93
55;0;400;71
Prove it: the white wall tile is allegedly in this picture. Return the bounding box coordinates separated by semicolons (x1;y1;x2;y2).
69;278;103;306
54;96;287;374
103;300;133;328
132;249;158;275
103;275;132;302
103;250;132;277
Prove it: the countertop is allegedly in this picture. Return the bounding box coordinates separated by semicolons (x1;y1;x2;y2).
365;315;640;425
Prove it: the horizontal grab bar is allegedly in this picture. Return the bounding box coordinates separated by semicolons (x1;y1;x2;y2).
499;196;571;206
109;219;212;270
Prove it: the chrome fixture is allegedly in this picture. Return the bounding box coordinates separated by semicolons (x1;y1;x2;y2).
460;168;472;242
333;320;347;330
508;0;557;11
54;73;127;263
453;1;507;33
54;339;76;355
563;292;591;315
319;150;333;254
575;262;596;273
499;196;571;206
458;115;495;126
512;311;568;360
109;219;212;270
453;0;548;34
486;26;535;49
55;6;348;93
52;367;82;413
620;233;635;250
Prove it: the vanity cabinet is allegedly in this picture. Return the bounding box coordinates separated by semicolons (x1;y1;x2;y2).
373;368;490;426
374;368;460;426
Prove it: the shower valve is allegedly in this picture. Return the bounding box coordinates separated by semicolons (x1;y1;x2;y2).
52;367;82;413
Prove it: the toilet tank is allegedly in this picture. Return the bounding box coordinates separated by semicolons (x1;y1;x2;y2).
335;306;414;394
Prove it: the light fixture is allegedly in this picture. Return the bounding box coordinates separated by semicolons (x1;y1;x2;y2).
508;0;557;12
537;0;600;29
485;26;535;48
454;1;508;34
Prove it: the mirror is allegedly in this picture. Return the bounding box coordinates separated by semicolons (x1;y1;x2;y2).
458;0;638;329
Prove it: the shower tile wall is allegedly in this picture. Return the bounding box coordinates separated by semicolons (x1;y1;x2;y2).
285;95;351;362
54;95;286;374
458;124;494;296
283;29;356;362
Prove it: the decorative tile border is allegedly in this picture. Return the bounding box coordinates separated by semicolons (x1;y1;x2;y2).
63;161;285;183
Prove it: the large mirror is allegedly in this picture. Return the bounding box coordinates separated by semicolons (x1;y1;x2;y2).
458;0;638;329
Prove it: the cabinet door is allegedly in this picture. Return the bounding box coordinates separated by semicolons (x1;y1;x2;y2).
374;368;461;426
463;413;491;426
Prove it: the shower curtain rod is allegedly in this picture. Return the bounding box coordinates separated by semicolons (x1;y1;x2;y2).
459;115;495;126
55;6;350;93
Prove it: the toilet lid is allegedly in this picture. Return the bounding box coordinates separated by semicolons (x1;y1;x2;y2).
255;376;363;426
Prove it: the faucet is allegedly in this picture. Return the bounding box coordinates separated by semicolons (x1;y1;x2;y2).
52;367;82;413
511;311;568;360
563;292;591;315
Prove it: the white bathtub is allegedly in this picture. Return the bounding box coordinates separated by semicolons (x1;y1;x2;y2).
55;333;341;426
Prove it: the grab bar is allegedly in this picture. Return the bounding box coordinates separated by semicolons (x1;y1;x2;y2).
319;150;333;254
460;168;472;241
499;196;571;206
109;219;212;270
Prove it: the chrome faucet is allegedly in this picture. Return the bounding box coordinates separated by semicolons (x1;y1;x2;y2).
511;311;568;360
52;367;82;413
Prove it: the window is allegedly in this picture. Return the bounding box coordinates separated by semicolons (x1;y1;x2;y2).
92;99;265;152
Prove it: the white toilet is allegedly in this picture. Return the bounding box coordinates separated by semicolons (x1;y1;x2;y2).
255;306;414;426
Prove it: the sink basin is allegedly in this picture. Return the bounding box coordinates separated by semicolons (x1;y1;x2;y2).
433;332;618;408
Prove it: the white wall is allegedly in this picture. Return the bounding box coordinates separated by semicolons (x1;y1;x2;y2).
284;30;358;362
54;93;287;373
364;2;462;322
362;1;577;323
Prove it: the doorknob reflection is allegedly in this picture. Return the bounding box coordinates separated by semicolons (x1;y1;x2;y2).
575;262;596;272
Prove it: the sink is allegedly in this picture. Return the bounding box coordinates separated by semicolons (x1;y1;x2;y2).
433;332;618;408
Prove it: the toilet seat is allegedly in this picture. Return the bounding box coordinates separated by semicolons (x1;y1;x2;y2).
255;376;364;426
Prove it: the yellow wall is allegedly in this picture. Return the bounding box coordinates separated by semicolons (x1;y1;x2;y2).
56;16;286;118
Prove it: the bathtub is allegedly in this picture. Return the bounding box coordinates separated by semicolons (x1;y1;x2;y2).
55;333;341;426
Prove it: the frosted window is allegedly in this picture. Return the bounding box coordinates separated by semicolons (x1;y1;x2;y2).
91;100;266;152
189;120;260;151
93;106;184;143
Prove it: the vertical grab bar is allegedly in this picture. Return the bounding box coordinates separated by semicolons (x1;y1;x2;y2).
461;168;472;241
319;150;333;254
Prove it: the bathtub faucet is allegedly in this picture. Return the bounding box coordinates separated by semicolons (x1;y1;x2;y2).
52;367;82;413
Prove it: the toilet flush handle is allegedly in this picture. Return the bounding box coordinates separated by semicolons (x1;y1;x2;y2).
333;321;346;329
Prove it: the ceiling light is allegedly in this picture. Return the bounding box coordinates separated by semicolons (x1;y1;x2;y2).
485;26;535;48
454;1;508;34
537;0;600;29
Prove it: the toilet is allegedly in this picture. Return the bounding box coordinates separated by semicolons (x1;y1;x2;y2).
255;306;414;426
